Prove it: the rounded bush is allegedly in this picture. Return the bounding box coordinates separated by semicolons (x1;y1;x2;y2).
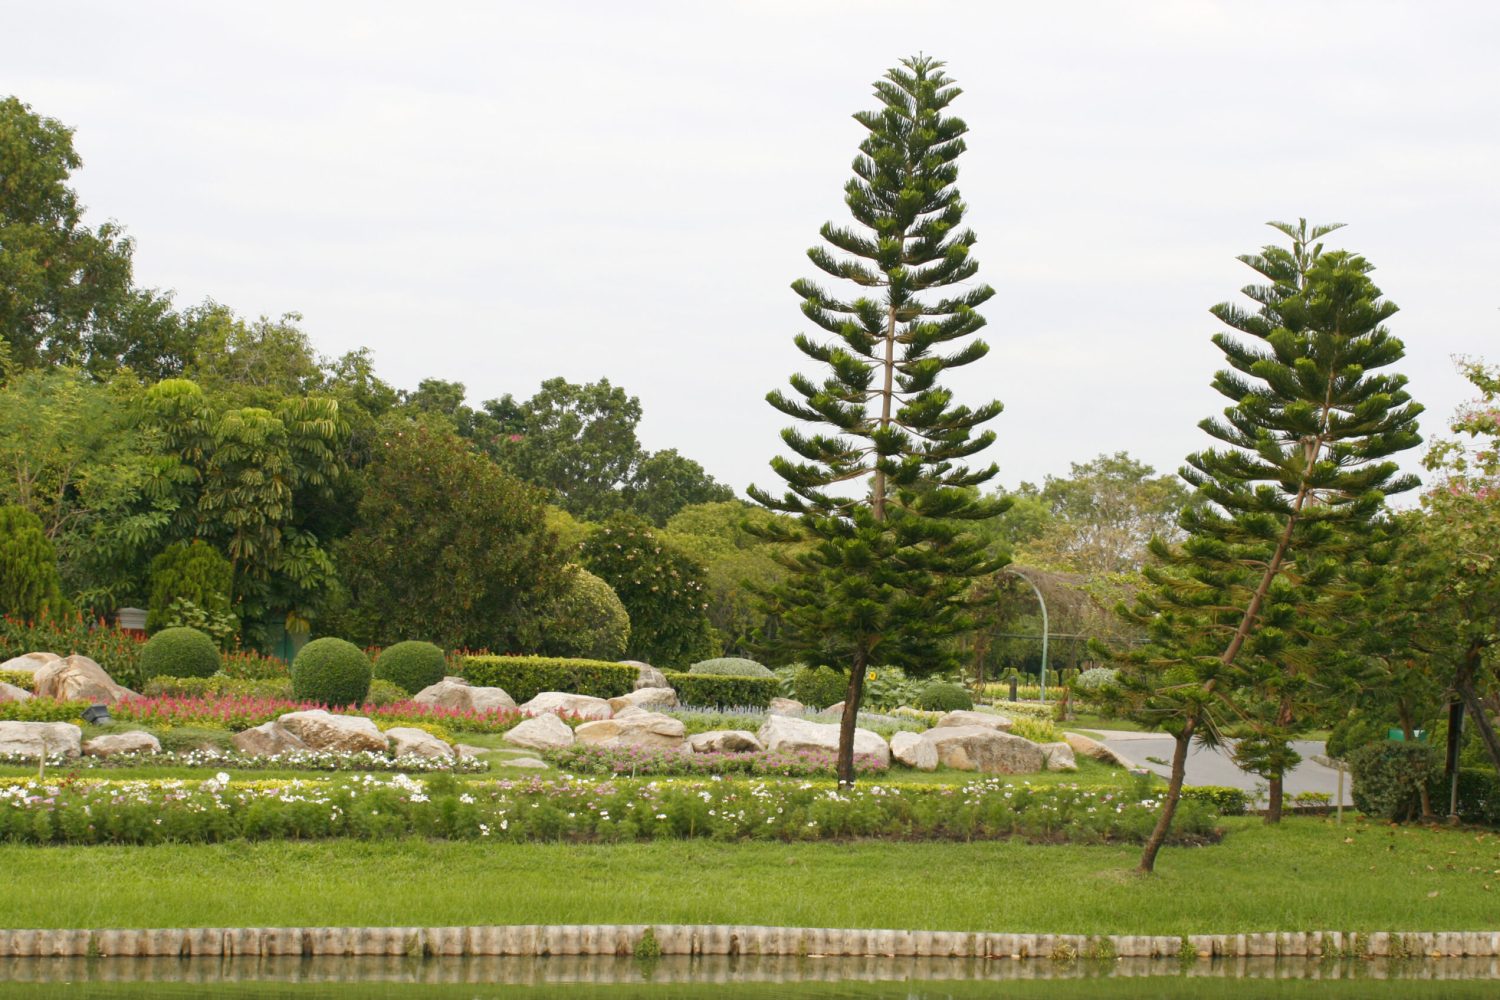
366;678;411;706
790;665;847;709
373;640;447;695
291;637;372;707
1072;667;1118;694
689;657;773;678
914;681;973;712
1350;740;1435;821
139;626;221;679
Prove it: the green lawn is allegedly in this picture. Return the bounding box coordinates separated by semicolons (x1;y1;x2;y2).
3;817;1497;933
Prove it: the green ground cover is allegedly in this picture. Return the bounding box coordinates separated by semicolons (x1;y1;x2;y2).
2;817;1495;933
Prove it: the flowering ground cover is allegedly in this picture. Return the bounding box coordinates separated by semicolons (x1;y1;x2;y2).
0;749;489;774
548;743;890;778
0;773;1217;847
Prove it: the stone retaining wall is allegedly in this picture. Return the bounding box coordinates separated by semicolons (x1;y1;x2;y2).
2;926;1498;960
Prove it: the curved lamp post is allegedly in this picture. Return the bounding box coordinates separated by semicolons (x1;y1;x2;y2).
1004;568;1049;703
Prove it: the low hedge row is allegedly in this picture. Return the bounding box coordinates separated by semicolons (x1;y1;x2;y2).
462;656;637;703
664;672;778;709
0;670;37;690
0;698;88;723
1179;785;1249;816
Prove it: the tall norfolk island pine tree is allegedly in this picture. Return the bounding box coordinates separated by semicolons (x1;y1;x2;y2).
1115;221;1422;872
750;55;1007;787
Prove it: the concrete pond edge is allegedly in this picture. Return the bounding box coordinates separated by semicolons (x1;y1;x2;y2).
2;925;1498;961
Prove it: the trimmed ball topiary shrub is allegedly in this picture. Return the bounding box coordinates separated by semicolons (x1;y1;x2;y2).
689;657;773;678
914;680;973;712
790;665;847;709
139;626;221;679
291;637;372;707
373;640;447;695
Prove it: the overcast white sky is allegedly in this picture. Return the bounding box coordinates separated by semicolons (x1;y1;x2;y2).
7;1;1498;497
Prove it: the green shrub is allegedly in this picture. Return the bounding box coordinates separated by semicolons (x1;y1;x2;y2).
146;541;236;637
1326;715;1389;760
688;657;772;678
138;627;221;680
373;640;447;695
665;671;778;709
1009;716;1061;743
1350;740;1436;821
0;696;88;722
582;515;715;668
462;655;637;703
143;674;294;699
1179;785;1249;816
1437;768;1500;827
291;637;372;707
0;669;36;690
790;665;847;708
520;567;632;662
365;678;410;707
0;505;65;620
1072;667;1117;695
914;681;972;712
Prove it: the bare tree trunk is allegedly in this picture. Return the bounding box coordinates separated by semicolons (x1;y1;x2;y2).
836;647;869;789
1454;640;1500;775
1138;717;1195;874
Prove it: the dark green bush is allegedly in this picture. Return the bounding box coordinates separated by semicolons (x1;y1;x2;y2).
462;655;637;703
914;681;973;712
146;540;235;636
790;665;847;709
143;674;295;700
1326;715;1389;760
291;637;372;707
1179;785;1249;816
665;671;778;709
366;678;410;706
373;640;447;695
138;627;221;680
0;505;65;620
1435;768;1500;827
689;657;772;678
1350;740;1436;821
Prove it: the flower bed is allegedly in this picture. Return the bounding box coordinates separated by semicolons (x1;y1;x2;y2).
0;749;489;774
0;774;1221;846
109;695;525;734
548;743;889;778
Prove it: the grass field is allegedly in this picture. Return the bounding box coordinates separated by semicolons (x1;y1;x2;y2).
3;817;1496;933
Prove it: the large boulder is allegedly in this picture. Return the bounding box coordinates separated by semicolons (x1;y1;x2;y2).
33;655;137;706
576;711;687;749
1;652;58;675
276;710;388;753
920;725;1044;774
621;660;668;690
0;682;32;703
1064;732;1129;768
1040;741;1078;772
890;730;938;771
503;713;575;751
0;721;81;759
385;727;454;759
520;691;613;720
608;687;678;713
819;701;845;717
935;710;1012;731
232;721;308;756
756;715;891;766
768;698;805;716
83;730;161;758
687;730;763;753
412;676;516;713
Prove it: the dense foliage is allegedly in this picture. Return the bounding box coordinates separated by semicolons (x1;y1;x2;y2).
662;671;779;709
373;640;447;695
0;505;65;619
789;665;848;709
689;657;772;678
138;626;220;679
914;681;974;712
516;566;630;662
581;515;715;668
145;541;235;636
290;637;371;707
462;655;637;703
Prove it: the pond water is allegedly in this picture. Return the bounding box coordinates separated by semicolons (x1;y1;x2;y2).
0;956;1497;999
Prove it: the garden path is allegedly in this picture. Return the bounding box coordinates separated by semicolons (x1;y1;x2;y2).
1083;730;1351;806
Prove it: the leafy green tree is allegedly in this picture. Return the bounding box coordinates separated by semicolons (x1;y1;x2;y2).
748;55;1007;785
1113;221;1422;871
663;500;790;657
332;418;567;651
146;540;235;636
0;504;65;618
581;514;715;667
625;448;735;526
517;565;632;661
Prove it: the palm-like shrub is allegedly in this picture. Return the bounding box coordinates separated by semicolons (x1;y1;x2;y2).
374;640;446;695
689;657;772;678
139;626;221;679
291;637;371;707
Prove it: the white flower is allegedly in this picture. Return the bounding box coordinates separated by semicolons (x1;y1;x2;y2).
215;772;231;785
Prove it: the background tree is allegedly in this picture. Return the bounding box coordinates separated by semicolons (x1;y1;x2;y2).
581;514;715;667
332;418;565;651
0;504;65;618
145;540;235;636
1113;222;1422;871
749;55;1007;785
663;500;790;656
625;448;735;526
516;565;631;661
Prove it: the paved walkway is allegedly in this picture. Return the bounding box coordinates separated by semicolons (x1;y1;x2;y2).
1082;729;1351;806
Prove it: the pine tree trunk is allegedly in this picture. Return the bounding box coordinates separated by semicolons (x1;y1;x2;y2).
1138;717;1195;874
1455;640;1500;775
836;647;869;789
1266;775;1283;824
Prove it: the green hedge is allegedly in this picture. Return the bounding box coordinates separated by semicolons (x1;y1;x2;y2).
0;697;88;722
1179;785;1249;816
1430;768;1500;827
665;671;778;709
462;655;637;703
1350;739;1436;821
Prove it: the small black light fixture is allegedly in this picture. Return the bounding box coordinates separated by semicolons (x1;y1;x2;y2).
82;704;112;726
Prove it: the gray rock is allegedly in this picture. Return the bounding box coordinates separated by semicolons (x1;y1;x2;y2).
768;698;804;715
0;652;58;675
453;743;491;759
276;710;389;753
503;713;575;751
0;682;32;703
231;721;308;755
33;655;137;706
920;726;1044;774
936;710;1013;731
608;686;678;712
819;701;845;716
0;721;81;759
620;660;668;690
411;676;517;713
687;730;764;753
890;730;938;771
385;726;454;759
495;756;550;769
83;730;161;757
756;715;891;766
520;691;613;720
1041;741;1078;772
576;711;687;749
